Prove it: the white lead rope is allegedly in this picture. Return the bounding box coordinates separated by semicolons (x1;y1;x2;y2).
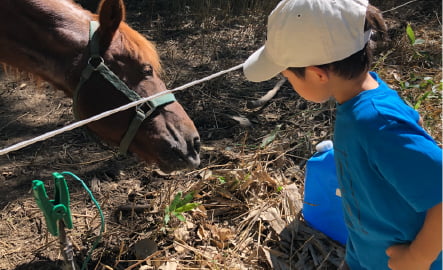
0;63;244;156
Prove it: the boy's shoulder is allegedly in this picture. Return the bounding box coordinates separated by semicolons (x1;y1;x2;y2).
340;73;419;127
369;87;419;124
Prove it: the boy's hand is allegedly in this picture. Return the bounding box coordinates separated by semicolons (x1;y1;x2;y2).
386;244;432;270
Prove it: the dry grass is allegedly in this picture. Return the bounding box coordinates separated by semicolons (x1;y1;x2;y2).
0;0;441;270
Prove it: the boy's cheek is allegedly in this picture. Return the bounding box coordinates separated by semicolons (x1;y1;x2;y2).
293;87;331;103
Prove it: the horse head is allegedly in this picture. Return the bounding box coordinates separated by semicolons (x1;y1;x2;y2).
73;0;200;172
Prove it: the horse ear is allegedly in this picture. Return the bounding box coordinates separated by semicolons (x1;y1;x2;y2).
97;0;126;49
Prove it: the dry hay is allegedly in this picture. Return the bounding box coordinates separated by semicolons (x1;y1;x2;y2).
0;0;441;270
0;139;346;270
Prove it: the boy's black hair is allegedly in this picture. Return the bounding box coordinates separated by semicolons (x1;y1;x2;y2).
288;5;387;80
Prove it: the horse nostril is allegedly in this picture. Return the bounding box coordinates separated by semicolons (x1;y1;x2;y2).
193;137;201;153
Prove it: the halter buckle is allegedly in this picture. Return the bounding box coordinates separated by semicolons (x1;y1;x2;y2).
87;56;104;69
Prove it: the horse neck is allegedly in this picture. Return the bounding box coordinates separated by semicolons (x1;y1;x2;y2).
0;0;94;95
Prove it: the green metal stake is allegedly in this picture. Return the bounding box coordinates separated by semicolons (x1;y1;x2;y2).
33;172;77;270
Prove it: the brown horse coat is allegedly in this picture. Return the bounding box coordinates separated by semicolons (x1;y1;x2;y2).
0;0;200;172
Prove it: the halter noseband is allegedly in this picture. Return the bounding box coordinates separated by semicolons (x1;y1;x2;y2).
73;21;176;155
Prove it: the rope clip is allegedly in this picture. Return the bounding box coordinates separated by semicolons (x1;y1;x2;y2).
33;172;73;236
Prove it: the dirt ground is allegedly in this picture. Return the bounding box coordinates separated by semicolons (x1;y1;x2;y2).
0;0;441;269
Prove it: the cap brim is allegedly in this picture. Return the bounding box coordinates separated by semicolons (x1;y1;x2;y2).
243;46;287;82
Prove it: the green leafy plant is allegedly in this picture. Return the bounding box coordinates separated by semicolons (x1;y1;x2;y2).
217;176;226;185
406;23;425;46
405;23;427;59
164;191;199;225
399;75;442;110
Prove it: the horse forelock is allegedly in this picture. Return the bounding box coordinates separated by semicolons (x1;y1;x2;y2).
119;23;162;75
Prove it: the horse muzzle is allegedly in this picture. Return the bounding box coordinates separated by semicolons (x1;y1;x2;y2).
132;112;201;173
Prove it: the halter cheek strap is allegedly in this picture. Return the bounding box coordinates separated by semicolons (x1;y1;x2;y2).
73;21;176;154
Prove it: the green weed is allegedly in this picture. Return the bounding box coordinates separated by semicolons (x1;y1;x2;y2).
400;75;442;109
217;176;226;184
406;23;425;46
164;191;199;225
405;23;429;59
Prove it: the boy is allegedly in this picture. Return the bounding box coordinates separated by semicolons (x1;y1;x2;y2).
243;0;442;269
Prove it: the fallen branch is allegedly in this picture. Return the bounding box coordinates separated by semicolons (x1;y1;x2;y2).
247;77;287;109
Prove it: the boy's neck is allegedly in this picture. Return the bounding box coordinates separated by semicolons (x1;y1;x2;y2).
332;72;379;104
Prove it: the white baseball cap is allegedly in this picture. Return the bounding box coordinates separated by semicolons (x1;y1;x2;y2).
243;0;371;82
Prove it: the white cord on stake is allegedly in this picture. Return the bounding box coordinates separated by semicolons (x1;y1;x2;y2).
0;63;244;156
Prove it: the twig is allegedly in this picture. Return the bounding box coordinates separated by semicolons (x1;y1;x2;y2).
435;11;442;26
124;249;164;270
117;204;154;213
185;162;234;176
316;250;332;270
173;241;226;268
58;221;78;270
257;219;262;258
247;77;286;109
308;244;319;266
382;0;420;14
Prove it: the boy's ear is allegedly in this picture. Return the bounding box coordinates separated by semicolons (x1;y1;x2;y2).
97;0;126;51
306;66;330;83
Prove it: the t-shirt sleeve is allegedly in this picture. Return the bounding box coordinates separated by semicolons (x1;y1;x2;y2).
367;115;442;213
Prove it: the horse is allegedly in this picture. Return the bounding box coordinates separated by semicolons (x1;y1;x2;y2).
0;0;201;172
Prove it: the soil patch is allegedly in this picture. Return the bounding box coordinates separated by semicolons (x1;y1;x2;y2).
0;0;441;269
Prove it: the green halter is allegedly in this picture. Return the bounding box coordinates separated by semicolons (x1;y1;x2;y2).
73;21;176;154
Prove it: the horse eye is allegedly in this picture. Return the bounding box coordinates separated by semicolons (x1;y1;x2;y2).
142;64;153;77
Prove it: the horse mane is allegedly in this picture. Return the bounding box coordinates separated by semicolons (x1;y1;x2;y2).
119;23;163;75
1;24;164;90
1;0;162;86
1;63;44;86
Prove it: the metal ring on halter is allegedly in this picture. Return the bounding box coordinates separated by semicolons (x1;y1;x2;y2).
73;21;177;155
87;56;104;69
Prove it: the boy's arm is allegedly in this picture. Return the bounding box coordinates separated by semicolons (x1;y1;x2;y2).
386;202;442;270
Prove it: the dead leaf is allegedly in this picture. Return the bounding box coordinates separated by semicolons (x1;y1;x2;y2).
173;228;189;254
174;226;190;242
89;177;101;193
158;260;178;270
227;115;253;127
259;246;273;269
197;225;209;241
253;169;279;187
192;204;208;219
260;207;285;235
153;169;181;177
207;224;234;249
174;244;186;254
217;188;235;200
282;183;303;217
218;228;234;242
201;146;216;151
198;169;213;181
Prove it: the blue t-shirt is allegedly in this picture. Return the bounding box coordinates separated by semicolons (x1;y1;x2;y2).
334;72;442;269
